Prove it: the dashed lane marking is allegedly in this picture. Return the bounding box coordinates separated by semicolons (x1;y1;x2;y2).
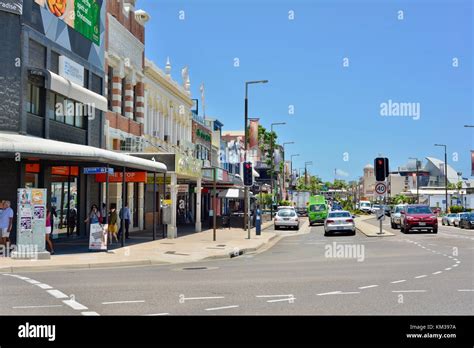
63;299;89;311
47;290;68;299
415;275;427;279
146;313;170;316
13;305;63;309
102;300;145;305
391;280;406;284
317;291;360;296
35;283;53;290
432;271;442;275
457;289;474;292
205;305;239;311
358;285;378;289
392;290;427;293
81;311;100;316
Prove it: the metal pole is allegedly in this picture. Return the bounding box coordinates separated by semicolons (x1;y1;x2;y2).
153;171;156;240
244;84;248;231
121;166;125;248
105;165;109;225
416;161;419;204
444;147;448;213
248;188;251;239
213;167;217;241
270;128;274;219
67;167;71;237
163;172;166;238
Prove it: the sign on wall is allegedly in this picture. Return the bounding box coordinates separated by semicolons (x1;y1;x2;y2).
34;0;101;45
0;0;22;14
59;55;85;86
17;188;47;255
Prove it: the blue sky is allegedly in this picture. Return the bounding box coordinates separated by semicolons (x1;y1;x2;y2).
140;0;473;182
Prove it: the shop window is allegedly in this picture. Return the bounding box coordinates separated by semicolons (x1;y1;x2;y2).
27;83;43;116
54;94;65;123
65;99;75;126
50;93;86;129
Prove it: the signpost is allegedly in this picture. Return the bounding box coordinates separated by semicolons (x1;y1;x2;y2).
375;181;387;235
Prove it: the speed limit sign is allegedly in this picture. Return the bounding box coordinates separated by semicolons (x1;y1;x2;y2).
375;182;387;195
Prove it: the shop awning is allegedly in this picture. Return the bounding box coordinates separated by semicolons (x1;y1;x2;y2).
217;188;255;199
0;133;167;173
48;71;108;112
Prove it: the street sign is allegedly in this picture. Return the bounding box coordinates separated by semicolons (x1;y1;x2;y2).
376;208;385;221
375;182;387;196
83;167;114;175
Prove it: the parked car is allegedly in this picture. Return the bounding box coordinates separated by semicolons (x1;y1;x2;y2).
400;205;438;234
277;206;295;211
274;208;299;230
453;212;469;227
383;205;392;216
441;213;457;226
359;201;372;214
390;204;407;229
459;213;474;229
324;210;356;236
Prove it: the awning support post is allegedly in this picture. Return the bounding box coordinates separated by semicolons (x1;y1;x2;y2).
121;166;126;248
153;171;156;241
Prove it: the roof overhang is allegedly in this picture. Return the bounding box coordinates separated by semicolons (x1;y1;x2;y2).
0;133;166;173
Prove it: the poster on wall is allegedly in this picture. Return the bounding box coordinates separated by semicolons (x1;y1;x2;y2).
89;222;107;251
17;188;47;254
0;0;23;15
34;0;101;45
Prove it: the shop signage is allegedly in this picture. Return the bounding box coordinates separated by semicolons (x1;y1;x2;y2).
95;172;147;183
59;55;85;87
52;166;79;176
147;175;171;185
0;0;22;15
175;153;202;178
16;188;47;254
177;184;189;193
34;0;101;45
196;128;211;142
84;167;114;175
25;163;40;173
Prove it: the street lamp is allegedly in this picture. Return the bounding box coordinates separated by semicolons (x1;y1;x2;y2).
244;80;268;235
282;142;295;200
304;161;313;186
290;154;300;183
464;125;474;128
409;157;420;204
270;122;286;218
434;144;449;213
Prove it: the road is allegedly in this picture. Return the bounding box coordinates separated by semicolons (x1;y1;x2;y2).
1;218;473;315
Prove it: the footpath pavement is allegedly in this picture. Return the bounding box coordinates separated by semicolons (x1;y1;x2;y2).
0;221;276;273
355;215;395;237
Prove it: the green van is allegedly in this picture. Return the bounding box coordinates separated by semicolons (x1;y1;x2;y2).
307;195;329;226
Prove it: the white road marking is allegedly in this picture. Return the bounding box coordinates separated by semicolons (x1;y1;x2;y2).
180;296;224;301
392;290;427;293
432;271;442;275
63;299;88;310
317;291;360;296
256;294;293;298
457;289;474;292
13;305;63;309
445;268;452;271
391;280;406;284
146;313;170;316
267;297;295;303
81;311;100;316
456;261;461;264
25;279;40;285
205;305;239;311
35;283;52;290
47;290;68;299
448;256;453;259
358;285;378;289
453;264;459;267
102;300;145;305
415;275;427;279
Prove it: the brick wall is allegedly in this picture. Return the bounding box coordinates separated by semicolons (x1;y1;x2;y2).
107;0;145;43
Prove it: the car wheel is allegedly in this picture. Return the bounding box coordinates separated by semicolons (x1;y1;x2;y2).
460;223;464;229
442;221;445;225
391;222;397;229
274;225;279;230
296;225;300;231
433;227;438;234
351;230;356;236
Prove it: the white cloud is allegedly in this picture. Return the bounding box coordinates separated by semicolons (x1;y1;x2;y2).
335;169;349;177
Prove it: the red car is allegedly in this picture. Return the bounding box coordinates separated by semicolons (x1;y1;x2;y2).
400;205;438;234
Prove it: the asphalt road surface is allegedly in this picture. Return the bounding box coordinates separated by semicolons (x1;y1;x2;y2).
1;218;473;315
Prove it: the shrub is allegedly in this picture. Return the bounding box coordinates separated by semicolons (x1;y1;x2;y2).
450;205;465;213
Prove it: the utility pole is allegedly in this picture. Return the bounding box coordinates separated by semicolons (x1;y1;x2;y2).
409;157;420;204
435;144;449;213
270;122;285;217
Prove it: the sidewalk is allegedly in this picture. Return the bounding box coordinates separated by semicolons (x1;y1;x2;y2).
355;215;395;237
0;221;275;273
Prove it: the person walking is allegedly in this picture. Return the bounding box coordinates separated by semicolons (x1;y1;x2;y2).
0;200;14;246
45;207;54;255
108;204;119;244
67;204;78;237
119;203;130;240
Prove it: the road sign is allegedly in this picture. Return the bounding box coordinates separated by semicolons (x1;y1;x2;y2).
83;167;114;175
375;182;387;195
376;208;385;221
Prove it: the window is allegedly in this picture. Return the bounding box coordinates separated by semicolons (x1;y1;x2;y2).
65;99;75;125
83;69;89;88
50;51;60;74
54;94;65;123
328;212;351;218
50;92;86;129
107;67;113;111
27;83;43;116
133;85;137;121
121;78;126;115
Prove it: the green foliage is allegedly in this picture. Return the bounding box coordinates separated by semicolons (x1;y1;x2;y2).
450;205;465;213
256;193;272;208
278;200;292;206
296;175;322;194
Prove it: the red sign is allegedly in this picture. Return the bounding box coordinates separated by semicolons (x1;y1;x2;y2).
95;172;147;183
26;163;40;173
52;166;79;176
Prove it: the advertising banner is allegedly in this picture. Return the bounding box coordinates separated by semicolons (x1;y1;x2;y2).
17;188;47;254
249;119;259;149
0;0;22;15
34;0;101;45
88;222;107;251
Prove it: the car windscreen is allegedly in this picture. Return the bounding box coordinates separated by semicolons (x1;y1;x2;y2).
360;202;371;207
310;204;326;212
278;210;296;217
394;206;404;213
406;206;432;214
328;212;351;218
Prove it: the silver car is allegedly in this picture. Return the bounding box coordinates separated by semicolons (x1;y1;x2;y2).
390;204;407;229
441;213;457;226
324;210;356;236
274;208;300;230
453;213;469;227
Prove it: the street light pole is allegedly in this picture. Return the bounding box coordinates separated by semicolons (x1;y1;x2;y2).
304;161;313;186
290;154;300;191
435;144;448;213
244;80;268;232
409;157;420;204
282;142;295;200
270;122;285;218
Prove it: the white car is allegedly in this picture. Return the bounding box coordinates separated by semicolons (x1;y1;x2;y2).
453;212;469;227
274;208;299;230
391;204;407;229
359;201;372;213
324;210;356;236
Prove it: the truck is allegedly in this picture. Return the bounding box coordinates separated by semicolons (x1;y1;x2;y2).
291;191;311;216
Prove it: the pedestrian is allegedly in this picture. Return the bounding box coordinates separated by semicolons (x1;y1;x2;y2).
108;204;119;244
119;203;130;240
45;206;54;255
67;204;78;237
101;203;107;224
84;204;101;225
0;200;14;246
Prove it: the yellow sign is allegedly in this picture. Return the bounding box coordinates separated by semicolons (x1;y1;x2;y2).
175;153;201;178
163;199;172;205
147;175;171;185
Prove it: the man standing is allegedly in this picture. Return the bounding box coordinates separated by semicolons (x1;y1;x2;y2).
119;203;131;239
0;200;14;246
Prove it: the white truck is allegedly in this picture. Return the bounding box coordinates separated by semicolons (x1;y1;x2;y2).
291;191;311;215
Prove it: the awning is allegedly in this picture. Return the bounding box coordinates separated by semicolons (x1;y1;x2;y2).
0;133;167;173
48;71;108;112
218;188;254;199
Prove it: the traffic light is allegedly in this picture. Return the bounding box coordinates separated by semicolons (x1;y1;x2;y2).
374;157;389;181
243;161;253;186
